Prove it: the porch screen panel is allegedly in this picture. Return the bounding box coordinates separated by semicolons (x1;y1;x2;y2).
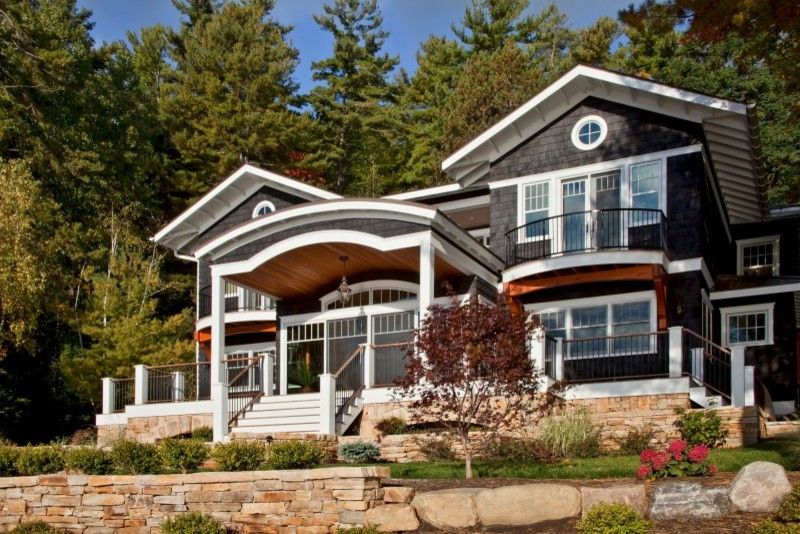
327;317;367;373
287;323;324;393
373;311;415;386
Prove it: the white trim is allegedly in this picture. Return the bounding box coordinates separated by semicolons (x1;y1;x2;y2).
431;234;498;284
494;145;701;191
442;64;746;172
502;250;667;283
154;164;339;244
435;195;489;212
196;309;277;331
384;183;462;200
319;280;419;309
527;290;655;318
95;412;128;426
710;282;800;301
252;200;276;218
571;115;608;150
559;377;689;399
720;302;775;347
281;300;420;326
225;341;276;354
736;234;780;276
667;257;714;289
212;231;430;277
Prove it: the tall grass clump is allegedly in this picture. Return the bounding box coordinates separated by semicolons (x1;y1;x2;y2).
538;407;601;459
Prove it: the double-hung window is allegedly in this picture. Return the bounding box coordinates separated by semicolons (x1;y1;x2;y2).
611;301;651;353
630;161;661;211
523;182;549;239
722;304;774;347
737;236;780;276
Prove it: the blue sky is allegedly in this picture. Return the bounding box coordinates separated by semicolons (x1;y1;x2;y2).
77;0;635;93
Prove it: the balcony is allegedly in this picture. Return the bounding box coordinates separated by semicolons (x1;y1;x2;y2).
198;284;277;320
505;208;668;267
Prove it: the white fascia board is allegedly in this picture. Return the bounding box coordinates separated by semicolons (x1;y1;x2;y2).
384;183;462;200
502;250;668;283
710;282;800;301
559;377;689;400
442;64;747;173
124;400;214;419
435;195;490;212
153;164;339;247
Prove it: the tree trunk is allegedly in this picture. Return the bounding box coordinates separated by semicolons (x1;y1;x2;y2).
463;433;473;479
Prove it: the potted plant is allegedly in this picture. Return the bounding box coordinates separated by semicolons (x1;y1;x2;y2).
291;360;318;393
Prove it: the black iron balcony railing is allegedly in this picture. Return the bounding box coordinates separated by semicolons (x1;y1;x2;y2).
505;208;668;267
198;284;277;319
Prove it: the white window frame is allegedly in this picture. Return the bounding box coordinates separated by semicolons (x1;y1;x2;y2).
527;290;657;341
629;159;665;213
518;180;550;242
252;200;276;218
571;115;608;151
736;235;780;276
318;280;419;311
469;227;490;248
720;303;774;347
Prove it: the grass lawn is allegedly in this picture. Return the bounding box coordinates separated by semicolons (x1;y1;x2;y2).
368;438;797;480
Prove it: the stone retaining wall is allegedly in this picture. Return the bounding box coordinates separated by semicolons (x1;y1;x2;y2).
0;467;388;533
97;414;213;446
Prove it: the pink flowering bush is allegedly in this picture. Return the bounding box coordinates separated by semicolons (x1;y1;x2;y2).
635;439;717;480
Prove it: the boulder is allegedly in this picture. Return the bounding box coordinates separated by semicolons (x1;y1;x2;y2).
580;485;648;517
729;461;792;512
365;504;420;532
650;481;731;519
384;486;415;504
474;484;581;526
411;488;481;529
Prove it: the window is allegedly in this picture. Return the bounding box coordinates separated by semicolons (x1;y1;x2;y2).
721;304;774;347
737;236;780;276
536;311;566;340
630;161;661;211
523;181;549;239
571;115;608;150
252;200;276;218
321;283;418;311
612;301;651;352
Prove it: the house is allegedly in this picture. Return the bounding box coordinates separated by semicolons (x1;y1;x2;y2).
96;65;800;446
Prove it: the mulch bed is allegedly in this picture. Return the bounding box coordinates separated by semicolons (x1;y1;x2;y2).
387;472;800;533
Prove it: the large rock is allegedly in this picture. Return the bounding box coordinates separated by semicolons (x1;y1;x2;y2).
729;461;792;512
384;486;415;504
411;488;481;529
365;504;420;532
650;481;731;519
474;484;581;526
580;485;648;517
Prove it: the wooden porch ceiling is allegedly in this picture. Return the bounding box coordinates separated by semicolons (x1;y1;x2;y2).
227;242;463;300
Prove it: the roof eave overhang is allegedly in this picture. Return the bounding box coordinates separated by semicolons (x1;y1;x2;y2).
441;64;765;223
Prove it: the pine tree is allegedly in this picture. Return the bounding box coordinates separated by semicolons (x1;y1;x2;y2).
306;0;399;194
453;0;533;53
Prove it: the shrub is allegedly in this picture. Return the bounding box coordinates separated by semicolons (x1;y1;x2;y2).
337;528;380;534
777;486;800;523
15;445;65;475
266;440;325;469
374;416;407;435
110;439;161;475
576;503;651;534
161;511;225;534
538;407;601;459
64;447;114;475
70;427;97;446
613;425;657;455
339;441;380;463
9;521;60;534
673;408;728;448
191;426;213;442
159;438;209;474
0;446;19;476
211;441;267;472
753;520;800;534
481;436;553;463
635;439;717;480
414;435;457;461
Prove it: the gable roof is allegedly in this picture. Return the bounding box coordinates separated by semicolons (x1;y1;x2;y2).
442;64;766;223
153;164;340;252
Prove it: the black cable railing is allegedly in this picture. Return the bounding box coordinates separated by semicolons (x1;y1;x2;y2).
198;285;277;318
561;331;669;382
505;208;667;266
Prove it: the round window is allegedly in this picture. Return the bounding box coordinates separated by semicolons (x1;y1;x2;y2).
252;201;276;218
571;115;607;150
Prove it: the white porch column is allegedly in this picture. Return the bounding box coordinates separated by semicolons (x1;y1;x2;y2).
263;352;275;396
419;235;435;319
101;378;114;415
731;345;746;408
279;323;288;396
530;327;545;374
744;365;755;407
668;326;683;378
319;374;336;436
134;365;148;405
554;338;564;381
691;348;704;381
210;272;228;442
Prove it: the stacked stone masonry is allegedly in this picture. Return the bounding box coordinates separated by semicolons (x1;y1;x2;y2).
97;414;213;446
0;467;388;533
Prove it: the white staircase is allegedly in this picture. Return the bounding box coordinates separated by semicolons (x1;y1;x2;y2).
335;392;364;436
230;392;321;436
688;378;728;408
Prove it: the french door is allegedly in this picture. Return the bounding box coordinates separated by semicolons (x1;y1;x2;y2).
561;171;621;253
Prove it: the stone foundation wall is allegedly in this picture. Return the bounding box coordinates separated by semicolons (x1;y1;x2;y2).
97;413;213;445
0;467;388;533
762;420;800;439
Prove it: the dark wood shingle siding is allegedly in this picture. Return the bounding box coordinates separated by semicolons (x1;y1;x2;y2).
487;97;702;184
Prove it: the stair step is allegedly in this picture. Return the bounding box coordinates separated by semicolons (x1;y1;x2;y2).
230;423;319;434
249;406;319;417
253;393;321;403
251;401;320;412
237;414;319;427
